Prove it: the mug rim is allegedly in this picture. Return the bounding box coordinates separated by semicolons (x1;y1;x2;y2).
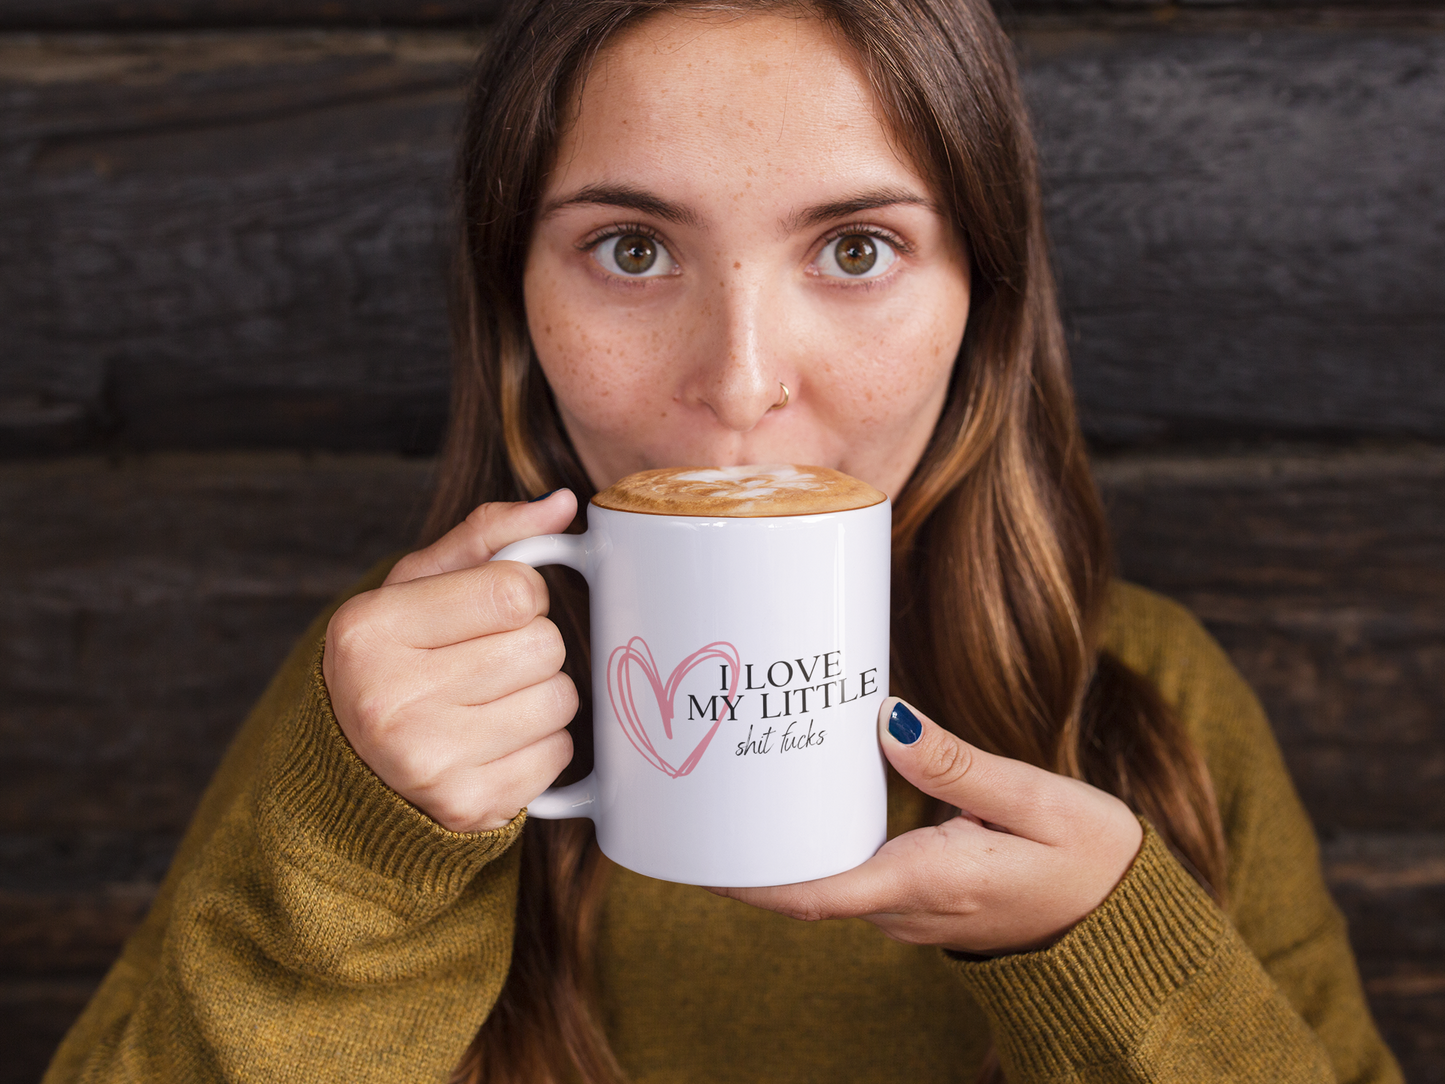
587;494;889;521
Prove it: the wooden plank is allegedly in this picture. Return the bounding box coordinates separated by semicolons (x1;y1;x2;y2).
3;25;1445;455
0;1;497;28
0;31;474;455
1019;25;1445;445
1006;0;1445;12
0;888;155;974
0;453;431;836
0;30;479;143
0;979;102;1084
1323;833;1445;1082
1327;835;1445;976
0;1;1437;30
1098;447;1445;833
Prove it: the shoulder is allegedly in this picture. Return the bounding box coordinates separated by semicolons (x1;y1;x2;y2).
1099;581;1270;805
1100;581;1256;731
1100;581;1321;915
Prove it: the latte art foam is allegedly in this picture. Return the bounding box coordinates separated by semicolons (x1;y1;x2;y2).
592;464;886;517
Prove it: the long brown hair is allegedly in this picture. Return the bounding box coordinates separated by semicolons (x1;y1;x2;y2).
430;2;1228;1081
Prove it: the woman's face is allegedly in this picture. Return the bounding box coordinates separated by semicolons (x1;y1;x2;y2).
524;11;970;500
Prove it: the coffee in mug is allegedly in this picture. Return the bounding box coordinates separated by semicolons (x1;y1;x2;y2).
491;464;890;887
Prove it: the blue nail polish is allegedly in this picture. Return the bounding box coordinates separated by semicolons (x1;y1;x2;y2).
528;489;560;503
888;701;923;745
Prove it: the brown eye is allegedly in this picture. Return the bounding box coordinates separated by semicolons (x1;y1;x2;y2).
814;231;897;280
593;232;677;278
834;234;877;275
614;234;657;274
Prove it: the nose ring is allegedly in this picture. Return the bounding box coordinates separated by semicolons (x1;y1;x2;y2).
770;381;790;410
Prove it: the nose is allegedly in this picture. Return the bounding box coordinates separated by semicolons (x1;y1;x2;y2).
683;272;786;433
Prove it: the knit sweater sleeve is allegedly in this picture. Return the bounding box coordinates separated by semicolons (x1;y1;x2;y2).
43;563;524;1084
946;583;1402;1084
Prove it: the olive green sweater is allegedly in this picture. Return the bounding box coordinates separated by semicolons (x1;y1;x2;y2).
45;575;1401;1083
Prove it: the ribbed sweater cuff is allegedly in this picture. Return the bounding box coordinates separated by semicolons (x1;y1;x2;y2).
259;639;525;900
947;820;1229;1077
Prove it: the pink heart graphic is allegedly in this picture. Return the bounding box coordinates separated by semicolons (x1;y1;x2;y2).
607;638;742;778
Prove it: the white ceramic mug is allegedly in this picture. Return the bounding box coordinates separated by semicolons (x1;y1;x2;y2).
491;491;890;887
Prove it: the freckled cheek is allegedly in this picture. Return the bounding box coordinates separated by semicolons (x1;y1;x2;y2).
526;289;694;435
814;308;961;426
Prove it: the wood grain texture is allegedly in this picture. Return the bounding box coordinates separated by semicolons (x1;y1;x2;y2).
1098;448;1445;831
1324;832;1445;1082
1022;27;1445;444
1007;0;1445;11
0;1;1438;30
0;979;102;1084
0;31;474;454
0;453;429;838
3;25;1443;454
0;1;499;28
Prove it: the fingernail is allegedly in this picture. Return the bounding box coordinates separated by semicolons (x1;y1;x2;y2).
528;489;560;503
888;700;923;745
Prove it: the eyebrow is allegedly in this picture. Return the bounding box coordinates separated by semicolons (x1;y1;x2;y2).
541;183;935;232
785;189;935;231
541;184;704;229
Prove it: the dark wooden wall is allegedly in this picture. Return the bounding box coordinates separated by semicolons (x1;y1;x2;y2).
3;3;1442;1080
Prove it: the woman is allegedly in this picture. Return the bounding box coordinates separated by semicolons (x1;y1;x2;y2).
47;0;1399;1081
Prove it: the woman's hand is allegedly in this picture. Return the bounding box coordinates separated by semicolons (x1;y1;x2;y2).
711;697;1144;955
322;490;580;833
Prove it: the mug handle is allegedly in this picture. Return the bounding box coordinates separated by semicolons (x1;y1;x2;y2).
489;533;598;822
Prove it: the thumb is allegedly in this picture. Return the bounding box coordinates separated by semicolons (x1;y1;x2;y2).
878;696;1055;842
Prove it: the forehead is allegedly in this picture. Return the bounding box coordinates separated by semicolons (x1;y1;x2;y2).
547;10;925;209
